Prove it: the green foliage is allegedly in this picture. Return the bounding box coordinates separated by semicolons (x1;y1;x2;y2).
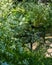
0;0;52;65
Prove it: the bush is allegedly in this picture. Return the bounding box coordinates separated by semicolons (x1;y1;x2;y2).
0;0;52;65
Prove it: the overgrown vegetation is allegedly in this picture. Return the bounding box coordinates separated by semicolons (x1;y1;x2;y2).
0;0;52;65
